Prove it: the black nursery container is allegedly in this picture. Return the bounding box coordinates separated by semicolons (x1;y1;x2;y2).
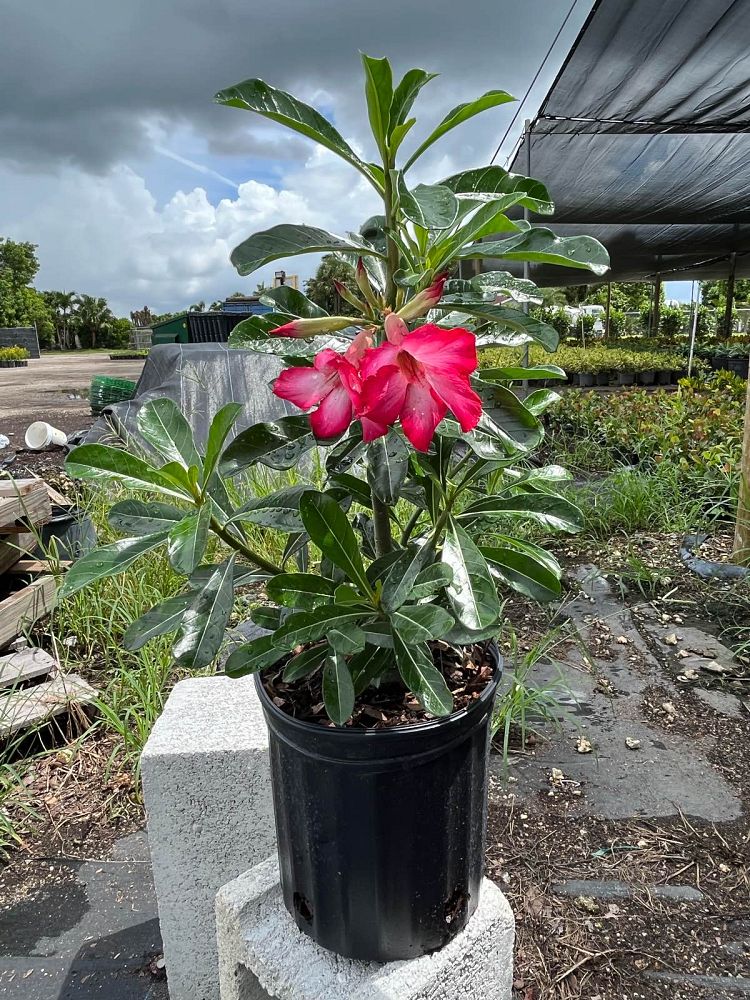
255;646;502;963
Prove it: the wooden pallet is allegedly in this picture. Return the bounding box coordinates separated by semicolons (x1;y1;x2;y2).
0;480;52;533
0;533;35;575
0;576;57;650
0;647;97;738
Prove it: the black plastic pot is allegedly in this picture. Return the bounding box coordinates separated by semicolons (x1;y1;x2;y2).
32;506;97;560
567;372;580;386
579;372;595;387
595;372;610;386
637;369;656;385
255;645;502;962
656;369;672;385
617;371;635;386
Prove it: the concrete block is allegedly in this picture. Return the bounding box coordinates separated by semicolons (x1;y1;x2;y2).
216;857;515;1000
142;675;275;1000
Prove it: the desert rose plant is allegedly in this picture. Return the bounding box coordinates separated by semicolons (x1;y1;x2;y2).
60;56;609;725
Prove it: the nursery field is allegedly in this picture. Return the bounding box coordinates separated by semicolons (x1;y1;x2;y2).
1;370;748;999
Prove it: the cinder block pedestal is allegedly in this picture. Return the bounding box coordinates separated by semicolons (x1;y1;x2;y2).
142;676;275;1000
216;857;515;1000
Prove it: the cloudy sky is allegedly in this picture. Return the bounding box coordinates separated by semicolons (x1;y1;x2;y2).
0;0;688;316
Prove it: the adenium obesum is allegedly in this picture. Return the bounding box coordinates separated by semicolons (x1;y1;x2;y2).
272;317;483;452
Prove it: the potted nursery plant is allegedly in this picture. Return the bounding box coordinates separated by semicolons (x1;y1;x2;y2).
59;56;608;963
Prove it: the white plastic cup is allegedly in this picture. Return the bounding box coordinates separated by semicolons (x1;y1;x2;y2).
25;421;68;450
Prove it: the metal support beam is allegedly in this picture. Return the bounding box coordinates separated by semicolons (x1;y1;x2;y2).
604;282;612;340
651;274;662;339
724;251;737;340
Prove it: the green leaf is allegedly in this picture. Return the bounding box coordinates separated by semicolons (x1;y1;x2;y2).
405;90;515;171
457;390;543;457
189;563;266;588
441;165;554;215
215;78;379;188
323;652;355;726
137;398;201;471
410;563;454;600
59;531;170;598
202;403;243;487
173;556;235;668
380;544;431;613
108;499;186;536
433;205;519;264
366;432;410;504
398;179;459;230
460;493;583;533
444;618;503;645
481;540;562;603
469;271;543;304
65;444;189;500
362;53;393;157
438;302;559;352
460;226;610;276
275;605;370;649
442;517;500;629
350;644;391;695
392;633;453;716
251;605;283;630
167;503;211;576
224;633;281;678
524;388;561;416
299;491;373;596
391;603;454;644
389;67;437;132
122;593;192;651
283;644;327;682
329;625;366;654
329;473;372;509
219;416;314;476
230;224;383;278
230;485;310;531
258;285;328;318
266;572;337;611
479;365;566;383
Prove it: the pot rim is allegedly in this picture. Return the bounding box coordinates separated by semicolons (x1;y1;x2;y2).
254;641;502;741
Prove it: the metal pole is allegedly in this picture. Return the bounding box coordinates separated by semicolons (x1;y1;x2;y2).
522;119;531;373
605;281;612;341
724;251;737;340
687;281;699;377
652;273;662;340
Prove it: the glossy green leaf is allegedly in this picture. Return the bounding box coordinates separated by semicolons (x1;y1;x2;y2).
219;416;314;476
460;492;583;533
398;179;459;230
438;302;559;352
173;556;235;668
459;391;543;457
366;432;410;504
167;503;211;575
459;226;610;276
230;485;310;531
481;541;562;602
224;633;281;677
323;652;355;726
275;605;370;649
405;90;515;171
362;53;393;157
230;224;384;278
58;531;170;598
136;398;201;471
250;604;283;630
391;603;454;643
443;618;503;645
108;499;185;536
469;270;543;303
215;78;378;187
122;593;192;651
380;543;431;613
266;572;337;611
442;517;500;629
350;644;391;695
189;563;267;588
524;388;562;416
258;285;328;318
202;403;243;486
441;165;553;215
65;444;188;499
282;644;327;682
329;473;372;509
299;491;373;596
389;67;437;131
410;563;454;600
392;632;453;716
329;625;366;655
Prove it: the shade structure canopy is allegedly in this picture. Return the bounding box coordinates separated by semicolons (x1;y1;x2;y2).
497;0;750;285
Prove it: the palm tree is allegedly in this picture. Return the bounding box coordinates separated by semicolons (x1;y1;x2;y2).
74;294;114;349
42;290;77;349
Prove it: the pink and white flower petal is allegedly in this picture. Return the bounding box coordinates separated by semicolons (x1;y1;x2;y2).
309;384;354;439
426;370;483;431
359;365;407;427
399;381;448;452
273;366;333;409
403;325;478;376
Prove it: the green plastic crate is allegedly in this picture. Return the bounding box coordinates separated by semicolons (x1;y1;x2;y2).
90;375;138;415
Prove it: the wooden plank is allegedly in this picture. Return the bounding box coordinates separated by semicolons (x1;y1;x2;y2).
0;533;35;575
0;576;57;649
44;483;74;509
7;559;72;574
0;648;57;689
0;673;97;738
0;482;51;533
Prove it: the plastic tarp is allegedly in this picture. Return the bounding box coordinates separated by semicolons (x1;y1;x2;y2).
499;0;750;285
83;343;294;448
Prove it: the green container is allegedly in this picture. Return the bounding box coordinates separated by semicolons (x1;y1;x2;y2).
152;313;189;345
90;375;138;415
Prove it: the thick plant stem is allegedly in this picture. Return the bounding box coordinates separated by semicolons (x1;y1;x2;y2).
382;165;399;311
209;517;283;575
371;493;393;558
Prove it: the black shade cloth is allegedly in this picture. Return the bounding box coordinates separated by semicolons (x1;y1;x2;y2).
501;0;750;284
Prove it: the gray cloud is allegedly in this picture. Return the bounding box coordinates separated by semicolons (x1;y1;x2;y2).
0;0;593;173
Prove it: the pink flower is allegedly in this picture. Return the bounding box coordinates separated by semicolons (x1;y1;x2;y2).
272;331;372;439
396;272;447;321
358;324;482;452
270;316;362;338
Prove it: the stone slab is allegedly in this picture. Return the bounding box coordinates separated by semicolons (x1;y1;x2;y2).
553;878;704;902
141;675;275;1000
216;857;515;1000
